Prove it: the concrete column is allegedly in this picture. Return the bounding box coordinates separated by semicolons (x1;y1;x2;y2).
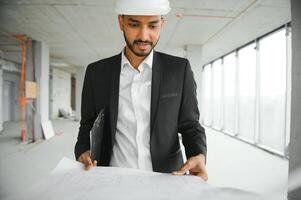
33;40;50;139
75;66;85;121
0;66;3;132
288;0;301;199
0;50;3;132
185;45;204;117
25;41;35;141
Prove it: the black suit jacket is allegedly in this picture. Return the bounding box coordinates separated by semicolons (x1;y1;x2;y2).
74;51;206;173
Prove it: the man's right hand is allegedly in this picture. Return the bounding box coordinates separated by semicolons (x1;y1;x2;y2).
78;150;97;170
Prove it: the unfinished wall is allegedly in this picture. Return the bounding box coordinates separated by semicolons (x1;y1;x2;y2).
2;71;20;122
51;68;71;118
0;58;22;133
0;58;21;123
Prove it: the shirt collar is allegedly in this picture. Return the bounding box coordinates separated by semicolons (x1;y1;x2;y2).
121;48;153;71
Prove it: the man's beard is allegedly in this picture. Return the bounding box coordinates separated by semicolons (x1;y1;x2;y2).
123;32;159;57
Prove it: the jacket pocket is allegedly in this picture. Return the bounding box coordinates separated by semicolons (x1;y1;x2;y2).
160;93;179;99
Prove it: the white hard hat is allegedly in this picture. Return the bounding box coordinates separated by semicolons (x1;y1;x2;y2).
115;0;171;16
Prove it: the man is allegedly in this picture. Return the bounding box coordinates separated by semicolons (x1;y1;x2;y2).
74;0;208;181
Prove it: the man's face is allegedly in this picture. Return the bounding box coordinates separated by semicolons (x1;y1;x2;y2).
118;15;164;57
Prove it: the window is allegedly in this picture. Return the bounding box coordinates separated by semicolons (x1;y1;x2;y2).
259;29;287;152
201;24;291;156
212;59;222;129
238;43;256;141
223;53;236;133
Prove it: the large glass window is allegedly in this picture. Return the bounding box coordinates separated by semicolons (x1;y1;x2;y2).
212;59;222;129
238;43;256;141
223;53;236;133
201;25;290;156
202;64;212;126
259;29;287;152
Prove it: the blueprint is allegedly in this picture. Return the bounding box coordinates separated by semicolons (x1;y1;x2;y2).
6;157;272;200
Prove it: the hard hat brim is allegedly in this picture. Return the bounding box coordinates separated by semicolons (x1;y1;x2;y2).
115;0;171;16
115;8;171;16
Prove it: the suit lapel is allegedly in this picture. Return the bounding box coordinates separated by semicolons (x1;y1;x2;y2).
150;51;161;138
109;53;121;144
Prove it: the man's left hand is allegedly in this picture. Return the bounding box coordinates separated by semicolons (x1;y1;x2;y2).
172;154;208;181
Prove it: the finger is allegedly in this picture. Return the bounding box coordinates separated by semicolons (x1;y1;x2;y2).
85;163;94;171
196;172;208;181
78;150;90;164
93;160;97;166
78;156;83;163
85;160;93;170
84;156;93;170
172;162;191;175
84;154;93;165
78;156;87;166
189;171;198;176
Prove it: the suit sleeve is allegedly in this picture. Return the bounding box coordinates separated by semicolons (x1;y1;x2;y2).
178;60;207;159
74;64;97;160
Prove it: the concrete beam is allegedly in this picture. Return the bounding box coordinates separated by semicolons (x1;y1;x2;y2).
0;66;3;132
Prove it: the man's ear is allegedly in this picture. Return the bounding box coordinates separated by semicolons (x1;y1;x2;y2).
118;15;124;31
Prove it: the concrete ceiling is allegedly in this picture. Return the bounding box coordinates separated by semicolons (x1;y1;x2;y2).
0;0;291;69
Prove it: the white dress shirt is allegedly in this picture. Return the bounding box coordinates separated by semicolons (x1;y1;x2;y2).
109;50;153;171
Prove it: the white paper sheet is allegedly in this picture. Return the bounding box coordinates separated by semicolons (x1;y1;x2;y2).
7;157;267;200
52;157;84;174
41;120;55;140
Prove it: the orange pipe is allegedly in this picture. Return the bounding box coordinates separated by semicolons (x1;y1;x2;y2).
15;35;27;143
